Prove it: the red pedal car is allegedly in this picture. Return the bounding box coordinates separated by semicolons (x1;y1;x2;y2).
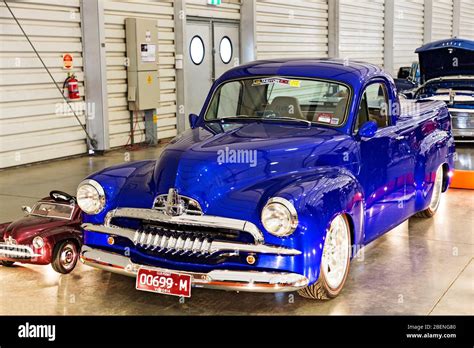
0;191;82;274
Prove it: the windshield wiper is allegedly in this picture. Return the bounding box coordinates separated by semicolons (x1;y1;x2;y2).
207;115;312;127
206;116;261;122
262;116;312;127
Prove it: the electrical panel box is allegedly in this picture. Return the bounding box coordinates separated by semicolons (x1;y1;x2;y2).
125;18;160;110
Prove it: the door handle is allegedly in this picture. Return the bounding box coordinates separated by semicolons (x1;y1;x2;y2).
395;135;405;140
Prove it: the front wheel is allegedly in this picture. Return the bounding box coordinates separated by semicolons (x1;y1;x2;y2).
0;260;15;267
416;165;444;218
298;214;351;300
51;240;78;274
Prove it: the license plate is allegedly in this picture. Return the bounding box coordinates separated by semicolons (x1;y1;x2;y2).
136;267;192;298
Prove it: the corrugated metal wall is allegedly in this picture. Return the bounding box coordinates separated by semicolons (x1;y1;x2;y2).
186;0;241;20
0;0;86;169
255;0;328;60
459;0;474;39
339;0;385;66
104;0;177;148
2;0;474;169
432;0;453;41
393;0;424;74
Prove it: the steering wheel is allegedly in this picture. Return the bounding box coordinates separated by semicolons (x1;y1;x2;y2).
50;190;75;203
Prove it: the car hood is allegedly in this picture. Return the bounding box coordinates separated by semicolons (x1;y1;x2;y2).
114;122;354;220
417;47;474;82
3;216;69;244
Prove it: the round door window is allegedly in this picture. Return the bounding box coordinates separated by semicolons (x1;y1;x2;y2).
219;36;233;64
190;35;205;65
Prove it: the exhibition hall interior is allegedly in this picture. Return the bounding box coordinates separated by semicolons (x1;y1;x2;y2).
0;0;473;326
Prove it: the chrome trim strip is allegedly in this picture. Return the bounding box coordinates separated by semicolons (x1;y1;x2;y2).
80;246;308;293
103;207;264;244
0;243;41;259
449;108;474;114
82;223;301;256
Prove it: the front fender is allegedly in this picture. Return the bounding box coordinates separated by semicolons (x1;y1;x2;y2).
258;167;364;285
0;222;11;240
82;160;157;224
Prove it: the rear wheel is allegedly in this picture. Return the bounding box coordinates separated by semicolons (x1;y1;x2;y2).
0;260;15;267
416;165;444;218
298;214;351;300
51;240;78;274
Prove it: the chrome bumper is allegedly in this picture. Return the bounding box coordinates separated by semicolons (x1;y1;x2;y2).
0;243;41;259
80;246;309;293
452;128;474;139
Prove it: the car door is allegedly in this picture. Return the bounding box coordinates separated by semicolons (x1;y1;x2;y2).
354;81;414;243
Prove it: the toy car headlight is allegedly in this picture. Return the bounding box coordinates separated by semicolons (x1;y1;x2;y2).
77;179;105;215
32;236;44;249
261;197;298;237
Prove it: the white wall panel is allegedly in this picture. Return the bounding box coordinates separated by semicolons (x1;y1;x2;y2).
256;0;328;60
186;0;241;20
339;0;385;67
104;0;176;148
432;0;453;41
393;0;424;74
0;0;86;169
459;0;474;39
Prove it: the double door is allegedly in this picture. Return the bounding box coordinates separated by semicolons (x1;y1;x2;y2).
185;19;240;124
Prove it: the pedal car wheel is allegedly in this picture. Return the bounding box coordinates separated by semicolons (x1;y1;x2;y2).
0;260;15;267
298;214;351;300
52;240;78;274
416;165;444;218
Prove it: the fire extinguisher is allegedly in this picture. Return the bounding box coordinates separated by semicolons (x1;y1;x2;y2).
63;73;80;100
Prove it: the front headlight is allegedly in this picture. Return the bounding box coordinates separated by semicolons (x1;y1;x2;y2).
32;236;44;249
77;179;105;214
261;197;298;237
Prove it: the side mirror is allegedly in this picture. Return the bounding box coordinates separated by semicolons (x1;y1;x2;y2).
21;206;32;215
189;113;199;129
357;121;378;139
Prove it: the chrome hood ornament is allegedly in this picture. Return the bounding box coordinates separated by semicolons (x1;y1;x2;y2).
165;188;185;216
154;188;203;216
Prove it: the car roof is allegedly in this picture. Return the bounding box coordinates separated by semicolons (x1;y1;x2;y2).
415;37;474;53
218;58;391;88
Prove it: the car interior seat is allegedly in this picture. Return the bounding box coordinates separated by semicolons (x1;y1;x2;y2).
268;96;305;119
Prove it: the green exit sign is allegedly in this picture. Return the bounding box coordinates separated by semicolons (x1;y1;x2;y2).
208;0;221;5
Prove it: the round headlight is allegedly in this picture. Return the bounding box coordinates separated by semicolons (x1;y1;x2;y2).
77;179;105;214
32;236;44;249
261;197;298;237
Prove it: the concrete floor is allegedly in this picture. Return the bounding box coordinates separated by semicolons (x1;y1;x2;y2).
0;144;473;315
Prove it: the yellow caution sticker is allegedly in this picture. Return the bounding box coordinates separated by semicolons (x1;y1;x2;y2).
153;114;158;123
147;75;152;84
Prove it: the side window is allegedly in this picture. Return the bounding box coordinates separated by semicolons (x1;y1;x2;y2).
355;82;389;133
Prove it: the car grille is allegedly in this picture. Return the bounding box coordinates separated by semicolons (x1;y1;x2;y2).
450;110;474;130
132;222;249;264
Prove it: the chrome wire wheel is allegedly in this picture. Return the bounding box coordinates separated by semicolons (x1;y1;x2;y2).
321;214;351;290
428;165;443;212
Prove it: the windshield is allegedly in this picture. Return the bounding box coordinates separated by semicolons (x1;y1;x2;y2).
31;202;74;220
204;77;351;126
